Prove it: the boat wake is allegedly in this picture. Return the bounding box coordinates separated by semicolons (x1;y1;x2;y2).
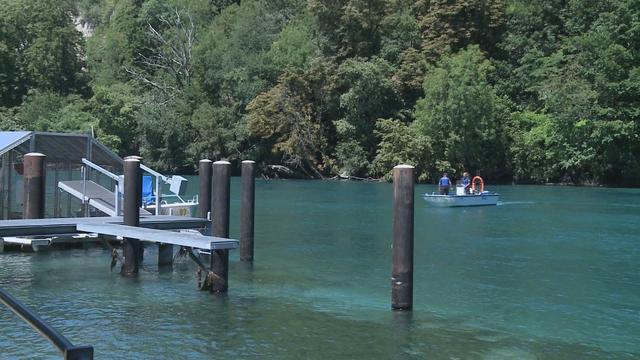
497;201;535;206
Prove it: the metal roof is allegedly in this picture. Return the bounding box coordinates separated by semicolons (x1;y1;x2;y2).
0;131;122;167
0;131;31;157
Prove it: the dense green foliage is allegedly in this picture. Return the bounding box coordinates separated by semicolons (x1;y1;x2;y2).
1;0;639;185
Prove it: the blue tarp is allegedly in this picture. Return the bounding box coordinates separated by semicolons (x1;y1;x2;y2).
142;175;155;205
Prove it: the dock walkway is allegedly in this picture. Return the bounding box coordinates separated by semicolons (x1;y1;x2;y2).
77;223;237;250
0;215;216;250
58;180;152;216
0;215;238;250
0;215;207;237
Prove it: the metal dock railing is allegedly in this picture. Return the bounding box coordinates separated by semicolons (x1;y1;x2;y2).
0;287;93;359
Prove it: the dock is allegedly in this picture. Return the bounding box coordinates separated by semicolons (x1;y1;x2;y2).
0;156;243;290
0;215;213;251
0;215;207;237
0;134;261;359
76;223;237;250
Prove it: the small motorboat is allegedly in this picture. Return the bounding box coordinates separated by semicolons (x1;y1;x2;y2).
424;176;499;207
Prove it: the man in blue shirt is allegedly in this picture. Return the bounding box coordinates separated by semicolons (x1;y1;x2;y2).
438;173;451;195
462;172;471;194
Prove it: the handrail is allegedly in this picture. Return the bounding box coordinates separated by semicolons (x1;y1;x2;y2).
81;158;120;182
140;163;168;182
81;158;121;216
78;158;190;217
0;287;93;359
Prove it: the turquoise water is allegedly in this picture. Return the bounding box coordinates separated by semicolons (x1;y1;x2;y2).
1;180;639;359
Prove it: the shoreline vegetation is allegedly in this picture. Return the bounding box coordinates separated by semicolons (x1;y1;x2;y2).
1;0;639;187
261;164;619;188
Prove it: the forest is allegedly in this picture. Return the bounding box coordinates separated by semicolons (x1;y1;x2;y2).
0;0;638;185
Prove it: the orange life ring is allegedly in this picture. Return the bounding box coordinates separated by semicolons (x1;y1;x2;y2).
471;176;484;193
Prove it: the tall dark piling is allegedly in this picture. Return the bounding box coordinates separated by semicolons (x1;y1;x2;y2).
122;157;142;275
198;159;212;221
240;160;255;262
125;156;144;263
391;164;414;310
23;153;46;219
211;160;230;292
158;243;173;268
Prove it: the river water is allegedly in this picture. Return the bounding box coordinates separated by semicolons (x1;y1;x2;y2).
0;179;638;359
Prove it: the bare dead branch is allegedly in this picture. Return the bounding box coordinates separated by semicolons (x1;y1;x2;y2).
127;7;196;99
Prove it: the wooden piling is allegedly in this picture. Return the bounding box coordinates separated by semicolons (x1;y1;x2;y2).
23;153;46;220
240;160;255;262
211;161;230;292
125;156;145;263
198;159;212;221
122;157;142;275
158;243;173;267
391;164;414;310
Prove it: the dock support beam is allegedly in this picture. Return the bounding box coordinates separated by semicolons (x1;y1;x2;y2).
198;159;212;221
240;160;255;262
23;153;46;220
122;157;142;275
211;161;230;292
391;165;414;310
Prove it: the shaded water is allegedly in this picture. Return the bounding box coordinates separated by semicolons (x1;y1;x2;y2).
1;180;639;359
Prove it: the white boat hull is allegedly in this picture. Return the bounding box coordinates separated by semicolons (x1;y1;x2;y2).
144;202;198;217
423;193;499;207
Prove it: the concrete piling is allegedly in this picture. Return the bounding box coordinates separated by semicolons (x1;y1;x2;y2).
23;153;46;220
391;165;414;310
211;161;231;292
122;157;142;275
240;160;255;262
